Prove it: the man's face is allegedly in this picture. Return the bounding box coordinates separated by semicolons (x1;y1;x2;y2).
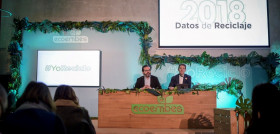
142;66;151;77
178;65;186;75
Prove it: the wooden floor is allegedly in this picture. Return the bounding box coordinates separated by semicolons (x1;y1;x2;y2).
92;120;214;134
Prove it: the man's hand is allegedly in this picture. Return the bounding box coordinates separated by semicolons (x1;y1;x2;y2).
141;85;152;89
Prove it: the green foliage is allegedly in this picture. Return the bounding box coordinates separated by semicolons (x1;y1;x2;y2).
151;54;166;70
151;51;280;82
173;55;192;65
227;79;243;96
271;72;280;90
196;51;218;67
235;96;252;118
98;77;243;98
192;77;243;97
39;20;53;33
98;88;119;95
8;18;153;100
7;18;279;117
261;53;280;81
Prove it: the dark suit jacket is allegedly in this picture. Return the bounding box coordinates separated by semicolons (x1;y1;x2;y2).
55;100;96;134
56;106;96;134
3;108;66;134
134;75;162;89
168;74;191;88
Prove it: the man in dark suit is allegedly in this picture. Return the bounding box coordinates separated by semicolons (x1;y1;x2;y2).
168;64;191;90
134;65;162;89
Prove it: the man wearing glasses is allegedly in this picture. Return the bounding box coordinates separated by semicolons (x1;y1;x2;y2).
134;65;162;89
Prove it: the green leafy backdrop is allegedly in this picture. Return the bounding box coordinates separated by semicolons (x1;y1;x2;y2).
7;18;280;110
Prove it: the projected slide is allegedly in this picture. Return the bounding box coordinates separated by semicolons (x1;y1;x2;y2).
37;50;101;86
159;0;269;47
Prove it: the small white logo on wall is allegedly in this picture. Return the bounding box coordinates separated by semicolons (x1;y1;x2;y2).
53;30;88;43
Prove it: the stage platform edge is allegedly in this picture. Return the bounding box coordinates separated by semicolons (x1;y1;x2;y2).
92;120;214;134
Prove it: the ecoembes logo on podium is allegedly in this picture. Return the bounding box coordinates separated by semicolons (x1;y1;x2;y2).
131;96;184;114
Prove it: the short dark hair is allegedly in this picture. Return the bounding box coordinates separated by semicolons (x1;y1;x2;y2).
54;85;79;105
16;81;56;111
0;84;7;117
251;83;280;122
142;65;151;72
178;64;186;69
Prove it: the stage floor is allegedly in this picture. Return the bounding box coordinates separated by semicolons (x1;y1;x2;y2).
92;120;215;134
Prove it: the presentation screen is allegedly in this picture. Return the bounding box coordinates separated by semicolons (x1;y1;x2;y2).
159;0;269;47
37;50;101;87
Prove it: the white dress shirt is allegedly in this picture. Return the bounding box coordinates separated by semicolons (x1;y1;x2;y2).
179;75;184;84
144;76;151;86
